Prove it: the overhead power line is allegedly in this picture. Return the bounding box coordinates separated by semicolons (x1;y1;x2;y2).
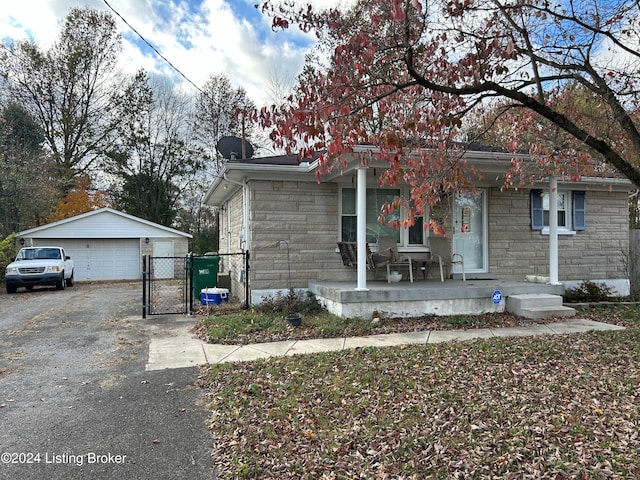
102;0;203;94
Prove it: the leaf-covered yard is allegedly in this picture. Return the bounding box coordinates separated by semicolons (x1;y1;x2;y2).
199;307;640;479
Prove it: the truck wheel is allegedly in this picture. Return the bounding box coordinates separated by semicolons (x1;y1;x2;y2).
6;284;17;294
56;274;66;290
66;271;74;287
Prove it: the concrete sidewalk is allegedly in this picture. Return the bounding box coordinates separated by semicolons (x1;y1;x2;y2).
145;318;625;371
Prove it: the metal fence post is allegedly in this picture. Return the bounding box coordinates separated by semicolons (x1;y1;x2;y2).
142;255;147;318
244;250;250;310
188;252;194;315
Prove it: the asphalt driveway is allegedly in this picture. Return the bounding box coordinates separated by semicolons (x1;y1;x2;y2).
0;282;215;480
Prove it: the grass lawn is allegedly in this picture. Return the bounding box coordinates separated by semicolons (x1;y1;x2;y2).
194;300;551;346
199;305;640;479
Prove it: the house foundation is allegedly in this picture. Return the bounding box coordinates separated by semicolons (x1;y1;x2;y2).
308;279;566;319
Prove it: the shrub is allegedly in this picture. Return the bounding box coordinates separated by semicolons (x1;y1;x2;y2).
564;280;614;303
257;289;323;316
0;234;17;283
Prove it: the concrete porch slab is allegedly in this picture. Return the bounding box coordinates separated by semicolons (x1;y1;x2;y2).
309;279;565;319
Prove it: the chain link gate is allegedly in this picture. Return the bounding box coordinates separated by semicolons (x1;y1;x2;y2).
142;252;249;317
142;255;189;316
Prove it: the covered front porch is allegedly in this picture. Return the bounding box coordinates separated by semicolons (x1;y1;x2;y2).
309;278;567;319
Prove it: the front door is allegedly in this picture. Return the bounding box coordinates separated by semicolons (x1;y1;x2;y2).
452;190;487;273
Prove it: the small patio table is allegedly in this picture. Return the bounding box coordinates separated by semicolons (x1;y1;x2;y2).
406;253;432;280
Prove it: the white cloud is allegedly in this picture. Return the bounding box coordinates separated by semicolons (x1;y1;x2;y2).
0;0;344;105
0;1;61;46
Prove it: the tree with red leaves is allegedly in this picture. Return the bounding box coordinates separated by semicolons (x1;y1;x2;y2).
257;0;640;216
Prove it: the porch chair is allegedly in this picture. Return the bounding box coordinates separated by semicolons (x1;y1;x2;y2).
337;242;377;271
428;235;465;282
337;242;358;269
376;236;413;283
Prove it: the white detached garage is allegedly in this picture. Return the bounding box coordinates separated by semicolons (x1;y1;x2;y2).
16;208;192;281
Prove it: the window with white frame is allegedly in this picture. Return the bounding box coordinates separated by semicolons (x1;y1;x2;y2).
408;215;424;245
530;189;586;232
340;187;426;245
542;192;569;228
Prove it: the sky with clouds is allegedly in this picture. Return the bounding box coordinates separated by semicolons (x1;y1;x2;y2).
0;0;345;105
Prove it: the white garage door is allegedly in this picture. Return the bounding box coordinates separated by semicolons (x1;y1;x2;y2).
53;239;140;281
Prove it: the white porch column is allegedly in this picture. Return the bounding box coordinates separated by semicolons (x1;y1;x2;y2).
549;176;560;285
356;166;369;291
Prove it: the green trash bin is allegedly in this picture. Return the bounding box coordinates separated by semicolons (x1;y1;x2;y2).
191;255;220;302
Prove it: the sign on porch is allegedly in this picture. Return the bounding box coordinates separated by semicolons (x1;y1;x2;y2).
491;290;503;305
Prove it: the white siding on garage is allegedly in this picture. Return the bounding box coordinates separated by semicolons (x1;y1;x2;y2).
18;208;191;281
48;239;140;281
23;209;188;239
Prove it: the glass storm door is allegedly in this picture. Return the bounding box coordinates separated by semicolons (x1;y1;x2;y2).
452;190;487;273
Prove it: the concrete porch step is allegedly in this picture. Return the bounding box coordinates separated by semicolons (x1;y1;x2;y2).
518;305;576;320
506;293;576;320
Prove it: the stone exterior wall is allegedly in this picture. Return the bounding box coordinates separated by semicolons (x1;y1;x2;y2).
247;179;352;291
218;189;244;257
217;188;246;299
227;178;629;296
488;188;629;281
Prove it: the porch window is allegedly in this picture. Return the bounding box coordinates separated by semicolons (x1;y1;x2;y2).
408;216;424;245
341;187;425;245
341;188;357;242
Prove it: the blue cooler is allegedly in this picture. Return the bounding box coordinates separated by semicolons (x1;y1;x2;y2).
218;288;229;303
200;288;229;305
200;288;218;305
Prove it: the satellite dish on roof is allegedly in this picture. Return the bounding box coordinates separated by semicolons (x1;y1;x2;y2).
216;136;254;160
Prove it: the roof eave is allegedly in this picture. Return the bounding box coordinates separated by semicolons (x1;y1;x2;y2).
17;207;193;238
203;162;319;206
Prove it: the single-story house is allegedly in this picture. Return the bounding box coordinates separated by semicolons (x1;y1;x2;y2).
203;145;632;316
15;208;192;281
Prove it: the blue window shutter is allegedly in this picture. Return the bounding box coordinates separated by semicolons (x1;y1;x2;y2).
531;189;543;230
573;191;586;230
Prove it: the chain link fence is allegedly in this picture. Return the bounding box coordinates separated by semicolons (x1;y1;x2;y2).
142;256;189;316
201;252;249;308
142;252;249;317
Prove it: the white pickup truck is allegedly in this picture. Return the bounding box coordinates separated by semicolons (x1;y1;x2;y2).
5;246;75;294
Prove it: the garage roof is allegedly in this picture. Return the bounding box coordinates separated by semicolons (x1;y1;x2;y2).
18;208;193;239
